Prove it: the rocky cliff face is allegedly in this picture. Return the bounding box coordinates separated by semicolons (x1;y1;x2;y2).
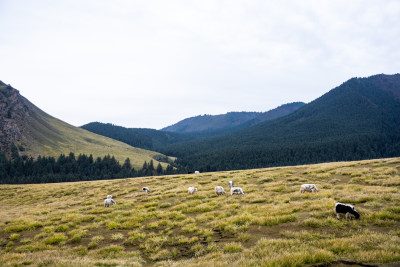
0;81;32;155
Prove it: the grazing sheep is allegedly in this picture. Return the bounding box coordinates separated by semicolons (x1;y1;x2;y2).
300;184;319;193
104;195;116;207
142;187;150;193
335;202;360;220
188;187;198;194
215;186;226;195
195;171;200;174
230;187;244;195
228;180;244;195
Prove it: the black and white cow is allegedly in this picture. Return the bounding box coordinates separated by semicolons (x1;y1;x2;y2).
335;202;360;219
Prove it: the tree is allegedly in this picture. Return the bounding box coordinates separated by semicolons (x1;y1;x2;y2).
156;163;163;175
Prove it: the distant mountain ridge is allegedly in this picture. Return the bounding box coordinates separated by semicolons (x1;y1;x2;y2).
164;74;400;171
161;102;305;135
81;102;305;152
0;81;170;169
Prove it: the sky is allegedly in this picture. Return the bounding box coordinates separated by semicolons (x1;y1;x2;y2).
1;0;400;129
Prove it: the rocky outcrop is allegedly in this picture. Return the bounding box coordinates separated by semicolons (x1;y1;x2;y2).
0;81;32;155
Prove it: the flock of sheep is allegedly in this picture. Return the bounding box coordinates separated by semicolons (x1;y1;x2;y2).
104;181;360;220
189;180;244;196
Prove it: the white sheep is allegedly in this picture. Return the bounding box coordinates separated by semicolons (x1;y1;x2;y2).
215;186;226;195
230;187;245;195
104;195;116;207
228;180;244;195
300;184;319;193
188;186;198;194
142;187;150;193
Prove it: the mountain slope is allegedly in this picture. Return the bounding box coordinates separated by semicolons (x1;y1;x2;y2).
81;102;306;153
81;122;195;151
161;102;305;136
165;74;400;171
0;81;170;169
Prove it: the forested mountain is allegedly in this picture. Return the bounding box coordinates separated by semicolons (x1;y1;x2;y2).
81;102;305;152
3;73;399;181
161;102;305;136
0;81;170;169
81;122;195;151
164;74;400;171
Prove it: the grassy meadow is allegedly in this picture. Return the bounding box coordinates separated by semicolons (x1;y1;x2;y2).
1;157;400;266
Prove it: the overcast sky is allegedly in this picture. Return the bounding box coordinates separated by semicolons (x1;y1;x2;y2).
1;0;399;129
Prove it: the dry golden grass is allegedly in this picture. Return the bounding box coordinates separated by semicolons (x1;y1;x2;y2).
1;157;400;266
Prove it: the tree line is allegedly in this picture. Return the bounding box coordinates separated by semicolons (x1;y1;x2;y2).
0;144;180;184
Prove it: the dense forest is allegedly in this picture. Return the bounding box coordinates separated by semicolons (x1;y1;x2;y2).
0;144;181;184
81;123;195;152
166;75;400;171
81;103;305;153
161;102;305;134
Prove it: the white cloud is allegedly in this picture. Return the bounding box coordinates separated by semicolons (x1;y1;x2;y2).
0;0;399;129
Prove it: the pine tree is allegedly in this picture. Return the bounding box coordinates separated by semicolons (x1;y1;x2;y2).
156;163;163;175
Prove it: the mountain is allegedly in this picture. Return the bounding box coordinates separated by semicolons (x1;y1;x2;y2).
164;74;400;171
161;102;305;136
0;81;170;169
81;102;305;152
81;122;195;151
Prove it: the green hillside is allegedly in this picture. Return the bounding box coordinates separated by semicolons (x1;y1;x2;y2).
0;82;171;169
0;157;399;266
81;103;305;154
166;74;400;171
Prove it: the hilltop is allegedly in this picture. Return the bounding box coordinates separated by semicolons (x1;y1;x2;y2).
0;81;171;169
0;157;399;266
